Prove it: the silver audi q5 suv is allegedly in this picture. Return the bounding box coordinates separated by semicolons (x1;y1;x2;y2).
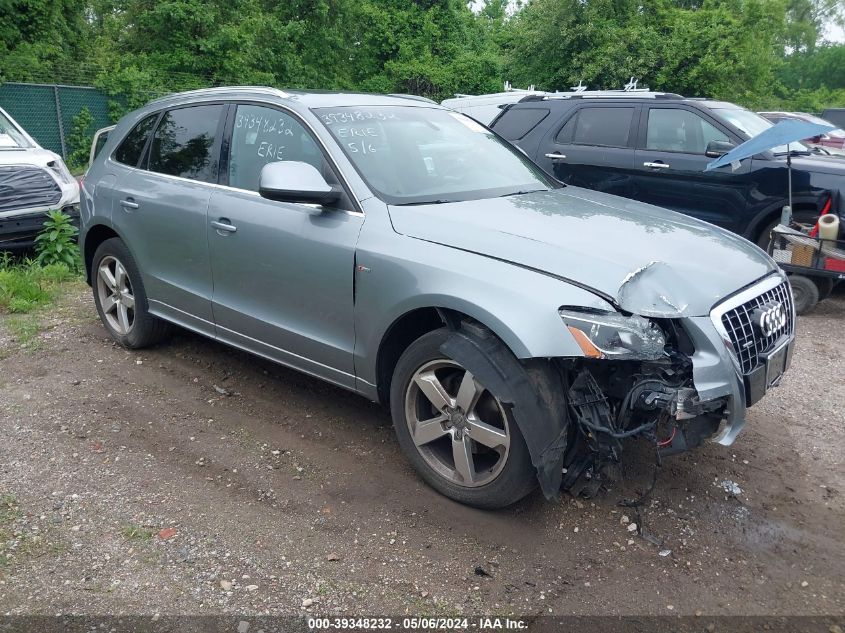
80;87;795;508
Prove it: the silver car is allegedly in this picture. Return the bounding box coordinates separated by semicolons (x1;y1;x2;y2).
80;87;795;508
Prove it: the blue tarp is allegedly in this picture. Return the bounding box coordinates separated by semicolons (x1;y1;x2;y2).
705;119;836;171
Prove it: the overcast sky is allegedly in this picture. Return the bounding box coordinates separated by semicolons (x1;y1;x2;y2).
826;22;845;43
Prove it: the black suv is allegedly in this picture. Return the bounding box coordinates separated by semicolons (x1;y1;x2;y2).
490;93;845;248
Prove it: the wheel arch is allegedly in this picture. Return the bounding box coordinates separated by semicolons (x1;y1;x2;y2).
373;304;532;405
83;223;122;285
744;198;825;244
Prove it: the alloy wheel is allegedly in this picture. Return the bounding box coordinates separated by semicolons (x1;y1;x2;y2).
96;255;135;335
404;359;511;488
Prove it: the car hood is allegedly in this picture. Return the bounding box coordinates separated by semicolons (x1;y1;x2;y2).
388;187;778;318
0;146;60;168
788;154;845;175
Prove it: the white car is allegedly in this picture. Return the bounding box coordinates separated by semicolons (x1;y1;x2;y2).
0;107;80;250
441;89;553;125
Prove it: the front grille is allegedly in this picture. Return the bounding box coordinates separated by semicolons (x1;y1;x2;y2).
720;280;794;375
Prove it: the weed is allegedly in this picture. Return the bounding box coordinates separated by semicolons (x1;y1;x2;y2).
34;210;82;271
120;524;156;540
0;494;20;525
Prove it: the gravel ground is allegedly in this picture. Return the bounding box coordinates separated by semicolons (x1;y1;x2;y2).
0;283;842;617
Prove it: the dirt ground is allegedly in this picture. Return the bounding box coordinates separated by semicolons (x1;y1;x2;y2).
0;283;843;618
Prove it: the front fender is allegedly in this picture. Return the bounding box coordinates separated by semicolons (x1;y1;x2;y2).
353;233;615;388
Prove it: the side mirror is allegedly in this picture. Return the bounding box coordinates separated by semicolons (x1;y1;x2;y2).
705;140;735;158
258;161;340;206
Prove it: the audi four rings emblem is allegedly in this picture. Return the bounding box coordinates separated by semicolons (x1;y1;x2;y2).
754;302;787;337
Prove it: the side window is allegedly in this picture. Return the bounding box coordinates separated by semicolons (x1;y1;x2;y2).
494;108;550;141
114;115;157;167
554;112;577;143
149;105;224;183
646;108;729;154
571;107;634;147
229;104;326;192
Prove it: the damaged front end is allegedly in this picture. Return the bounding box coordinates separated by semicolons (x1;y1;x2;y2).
441;315;730;502
557;309;730;496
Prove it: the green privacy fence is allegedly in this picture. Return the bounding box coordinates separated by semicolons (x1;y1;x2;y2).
0;82;114;161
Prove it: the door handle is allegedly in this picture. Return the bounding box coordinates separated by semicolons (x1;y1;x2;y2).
120;199;139;210
643;161;670;169
211;219;237;234
545;152;567;160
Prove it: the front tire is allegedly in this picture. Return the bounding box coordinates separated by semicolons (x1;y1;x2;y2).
390;329;536;509
92;238;172;348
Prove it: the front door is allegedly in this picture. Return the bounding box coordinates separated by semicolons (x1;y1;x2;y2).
632;105;750;232
208;103;363;389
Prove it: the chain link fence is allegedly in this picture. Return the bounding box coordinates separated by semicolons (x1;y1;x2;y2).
0;83;115;164
0;62;219;169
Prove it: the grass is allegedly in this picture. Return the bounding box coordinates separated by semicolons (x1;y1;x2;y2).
0;494;21;569
6;315;44;348
0;257;79;314
0;255;83;353
120;524;156;540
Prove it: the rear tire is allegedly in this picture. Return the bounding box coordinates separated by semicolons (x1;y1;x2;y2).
789;275;819;315
813;277;835;301
390;328;536;509
92;238;173;348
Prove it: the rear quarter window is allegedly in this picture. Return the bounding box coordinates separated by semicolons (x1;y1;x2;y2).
114;114;158;167
493;108;550;141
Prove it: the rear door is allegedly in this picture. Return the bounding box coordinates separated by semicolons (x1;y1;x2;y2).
632;105;750;231
112;103;226;332
535;104;639;198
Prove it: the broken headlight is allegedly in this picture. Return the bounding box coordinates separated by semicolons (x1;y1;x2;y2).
559;308;666;360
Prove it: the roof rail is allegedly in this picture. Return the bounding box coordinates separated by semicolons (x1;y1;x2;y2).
540;90;684;101
387;93;438;104
146;85;290;106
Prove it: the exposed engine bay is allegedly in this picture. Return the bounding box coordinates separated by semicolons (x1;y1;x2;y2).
560;356;727;497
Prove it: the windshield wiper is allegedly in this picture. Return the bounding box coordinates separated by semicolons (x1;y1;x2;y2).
393;199;459;206
497;189;548;198
774;149;812;157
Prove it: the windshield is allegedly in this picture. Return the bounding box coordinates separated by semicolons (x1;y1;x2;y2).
314;106;557;205
0;110;32;149
712;107;798;155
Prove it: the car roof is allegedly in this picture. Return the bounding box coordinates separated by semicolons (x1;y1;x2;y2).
144;86;441;111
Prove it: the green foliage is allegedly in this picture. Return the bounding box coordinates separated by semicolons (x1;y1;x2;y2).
1;0;844;120
34;210;81;272
66;106;93;172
